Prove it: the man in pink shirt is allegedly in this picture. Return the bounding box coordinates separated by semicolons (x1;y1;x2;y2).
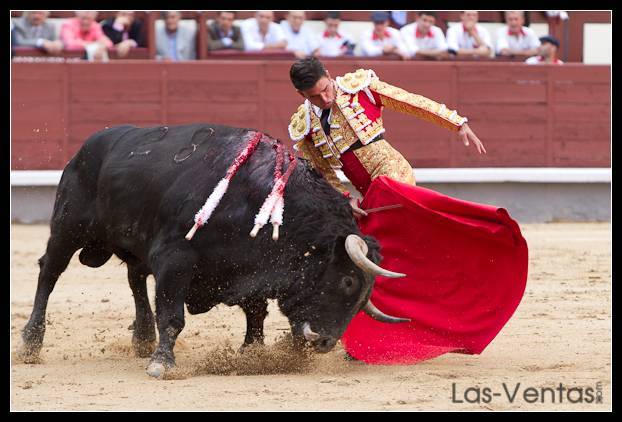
60;11;113;60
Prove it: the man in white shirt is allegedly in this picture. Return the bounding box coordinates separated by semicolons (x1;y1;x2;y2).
446;10;492;58
316;11;355;57
400;11;448;59
495;10;540;58
525;35;564;64
280;11;319;58
359;11;409;60
241;10;287;52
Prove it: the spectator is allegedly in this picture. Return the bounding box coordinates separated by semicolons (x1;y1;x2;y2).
280;11;319;58
446;10;492;58
400;11;448;59
13;11;63;55
11;19;16;57
207;11;244;51
525;35;564;64
60;11;113;61
101;10;146;59
545;10;569;22
359;11;409;60
496;11;540;58
316;11;355;57
241;10;287;52
155;11;197;61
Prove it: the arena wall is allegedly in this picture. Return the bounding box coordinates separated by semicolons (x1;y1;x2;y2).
10;61;611;223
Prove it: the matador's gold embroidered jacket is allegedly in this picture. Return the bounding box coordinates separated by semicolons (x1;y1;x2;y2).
288;68;468;193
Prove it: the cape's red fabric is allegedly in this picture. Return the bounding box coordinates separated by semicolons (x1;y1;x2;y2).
341;176;529;364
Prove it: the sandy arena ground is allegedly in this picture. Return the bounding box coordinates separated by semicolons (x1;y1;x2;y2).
10;222;611;411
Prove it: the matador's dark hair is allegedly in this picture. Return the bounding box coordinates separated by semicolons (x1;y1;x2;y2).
289;57;328;91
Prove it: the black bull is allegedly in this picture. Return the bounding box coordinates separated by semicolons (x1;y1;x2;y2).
19;124;407;377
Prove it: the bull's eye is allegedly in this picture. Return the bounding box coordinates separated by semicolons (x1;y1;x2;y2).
342;276;354;288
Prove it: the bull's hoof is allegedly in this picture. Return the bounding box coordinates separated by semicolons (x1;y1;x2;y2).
146;362;165;378
17;343;42;364
238;341;264;354
132;338;156;358
146;361;175;378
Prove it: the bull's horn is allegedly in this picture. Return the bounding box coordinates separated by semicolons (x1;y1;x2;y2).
345;234;406;278
302;322;320;341
363;300;411;323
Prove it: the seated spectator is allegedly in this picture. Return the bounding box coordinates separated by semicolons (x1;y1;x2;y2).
155;11;196;61
241;10;287;52
13;11;63;55
11;20;16;57
545;10;569;22
11;19;18;57
525;35;564;64
101;10;146;59
446;10;492;58
400;11;448;59
316;11;355;57
496;11;540;58
280;11;319;58
207;11;244;51
60;11;113;61
359;11;409;60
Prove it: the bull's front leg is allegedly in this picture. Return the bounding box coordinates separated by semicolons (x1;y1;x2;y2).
145;245;197;378
239;298;269;352
126;263;156;358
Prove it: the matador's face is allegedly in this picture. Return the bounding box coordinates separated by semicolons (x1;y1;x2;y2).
299;74;336;110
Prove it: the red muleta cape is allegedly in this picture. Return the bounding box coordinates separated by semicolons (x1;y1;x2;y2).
341;176;529;364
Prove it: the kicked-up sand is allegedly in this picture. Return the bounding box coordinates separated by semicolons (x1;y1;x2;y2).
10;223;611;411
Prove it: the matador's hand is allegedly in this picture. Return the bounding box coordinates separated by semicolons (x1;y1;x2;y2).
349;197;368;219
458;123;487;154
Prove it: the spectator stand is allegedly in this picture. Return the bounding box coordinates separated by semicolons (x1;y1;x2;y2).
10;11;611;62
10;10;153;60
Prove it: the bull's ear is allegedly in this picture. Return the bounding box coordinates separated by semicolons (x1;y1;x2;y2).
331;235;350;263
361;234;383;264
332;234;382;264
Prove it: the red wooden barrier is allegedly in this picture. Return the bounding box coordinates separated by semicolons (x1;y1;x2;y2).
10;60;610;170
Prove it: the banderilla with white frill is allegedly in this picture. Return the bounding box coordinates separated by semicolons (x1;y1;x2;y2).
185;131;297;241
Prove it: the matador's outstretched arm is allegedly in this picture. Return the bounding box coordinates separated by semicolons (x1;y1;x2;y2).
368;76;486;153
368;78;468;132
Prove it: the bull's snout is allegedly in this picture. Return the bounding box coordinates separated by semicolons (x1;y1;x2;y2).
301;322;338;352
309;336;338;353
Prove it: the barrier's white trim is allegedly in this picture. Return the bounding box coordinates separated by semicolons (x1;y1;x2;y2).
339;168;611;183
12;170;62;186
11;168;611;187
414;168;611;183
